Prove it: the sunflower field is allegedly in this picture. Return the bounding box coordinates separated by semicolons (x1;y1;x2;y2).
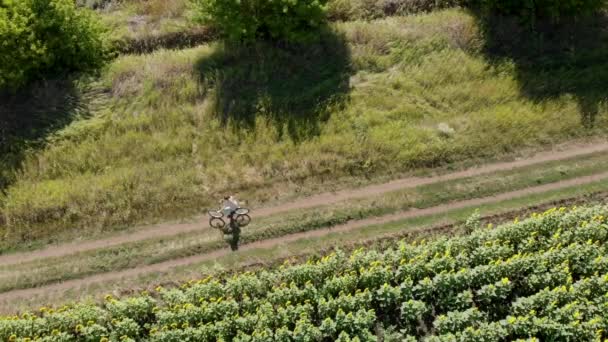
2;205;608;341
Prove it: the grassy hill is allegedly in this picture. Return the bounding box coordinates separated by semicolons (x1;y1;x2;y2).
1;6;607;248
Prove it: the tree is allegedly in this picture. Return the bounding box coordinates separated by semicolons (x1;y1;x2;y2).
193;0;330;44
0;0;110;90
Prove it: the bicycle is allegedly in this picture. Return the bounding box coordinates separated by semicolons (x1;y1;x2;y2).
208;207;251;234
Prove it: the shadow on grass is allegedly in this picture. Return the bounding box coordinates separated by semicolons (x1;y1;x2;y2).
195;29;352;142
0;80;86;192
477;11;608;128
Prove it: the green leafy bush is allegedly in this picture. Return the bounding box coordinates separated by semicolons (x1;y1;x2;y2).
193;0;329;43
0;0;109;90
474;0;606;19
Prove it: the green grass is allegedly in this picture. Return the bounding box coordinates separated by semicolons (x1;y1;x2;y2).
2;181;607;314
2;152;608;293
97;0;195;44
2;9;607;249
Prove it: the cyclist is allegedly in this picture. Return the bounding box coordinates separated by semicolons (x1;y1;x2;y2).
221;195;239;223
219;195;241;251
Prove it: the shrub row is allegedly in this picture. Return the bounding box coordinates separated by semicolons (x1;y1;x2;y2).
1;0;604;89
198;0;606;44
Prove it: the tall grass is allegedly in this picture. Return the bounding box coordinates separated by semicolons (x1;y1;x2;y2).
1;9;606;246
98;0;193;44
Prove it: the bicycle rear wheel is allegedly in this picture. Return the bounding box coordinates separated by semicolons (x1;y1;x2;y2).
209;217;225;229
235;208;249;215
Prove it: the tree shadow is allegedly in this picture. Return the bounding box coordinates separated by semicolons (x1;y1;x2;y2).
475;11;608;128
0;80;86;192
194;29;352;142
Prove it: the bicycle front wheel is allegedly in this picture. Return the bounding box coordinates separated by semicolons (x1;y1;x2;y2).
235;214;251;227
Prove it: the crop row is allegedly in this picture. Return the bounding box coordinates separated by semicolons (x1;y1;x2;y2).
1;205;608;341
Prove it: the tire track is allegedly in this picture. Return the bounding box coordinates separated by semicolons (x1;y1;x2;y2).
1;141;606;266
1;170;607;302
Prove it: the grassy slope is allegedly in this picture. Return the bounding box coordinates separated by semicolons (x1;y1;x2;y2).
2;9;607;246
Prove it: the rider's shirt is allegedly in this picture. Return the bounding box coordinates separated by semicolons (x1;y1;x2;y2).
222;197;239;216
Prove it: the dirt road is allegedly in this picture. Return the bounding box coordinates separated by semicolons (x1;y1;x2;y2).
1;141;607;266
1;170;607;303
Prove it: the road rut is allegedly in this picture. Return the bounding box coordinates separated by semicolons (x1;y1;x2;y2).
1;170;607;302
